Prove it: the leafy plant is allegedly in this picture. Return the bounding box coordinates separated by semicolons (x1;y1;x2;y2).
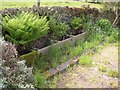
49;17;69;39
70;16;85;30
2;12;49;46
96;19;112;36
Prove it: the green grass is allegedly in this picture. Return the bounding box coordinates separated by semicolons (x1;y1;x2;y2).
98;65;107;72
78;55;92;66
107;70;119;78
34;72;47;88
0;1;103;10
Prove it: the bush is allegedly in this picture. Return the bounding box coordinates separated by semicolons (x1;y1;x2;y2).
0;38;34;88
96;19;112;35
49;17;69;39
2;12;49;46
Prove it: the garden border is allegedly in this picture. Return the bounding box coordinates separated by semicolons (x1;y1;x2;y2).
37;32;86;54
19;32;86;66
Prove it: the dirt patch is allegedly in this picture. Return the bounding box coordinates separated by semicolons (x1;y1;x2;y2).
56;44;118;88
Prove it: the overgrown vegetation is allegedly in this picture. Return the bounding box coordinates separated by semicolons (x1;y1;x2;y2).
1;5;119;88
30;17;119;88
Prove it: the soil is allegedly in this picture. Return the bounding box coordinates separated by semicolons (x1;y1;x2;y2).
56;35;71;41
70;29;84;35
56;44;118;88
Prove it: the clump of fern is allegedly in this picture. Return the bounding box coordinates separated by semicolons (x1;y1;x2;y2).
2;12;49;46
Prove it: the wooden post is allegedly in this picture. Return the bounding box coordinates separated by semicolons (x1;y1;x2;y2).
37;0;40;7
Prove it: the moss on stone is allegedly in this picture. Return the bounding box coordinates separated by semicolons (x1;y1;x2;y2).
19;50;38;66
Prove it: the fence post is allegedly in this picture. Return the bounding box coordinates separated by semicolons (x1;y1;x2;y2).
37;0;40;7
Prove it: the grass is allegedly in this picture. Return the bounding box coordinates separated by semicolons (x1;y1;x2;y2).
101;60;110;65
109;81;118;88
34;72;47;88
78;55;92;66
0;1;103;10
107;70;119;78
98;65;107;72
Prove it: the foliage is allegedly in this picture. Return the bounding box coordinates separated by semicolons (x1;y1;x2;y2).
78;55;92;66
49;17;69;39
0;38;34;88
109;28;119;42
19;50;38;66
107;70;119;78
33;17;118;87
70;16;85;30
103;2;120;26
34;72;47;88
2;12;49;46
96;19;113;35
85;18;117;42
98;65;107;72
85;17;98;41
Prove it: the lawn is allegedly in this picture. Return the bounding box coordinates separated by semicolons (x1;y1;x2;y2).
0;0;103;10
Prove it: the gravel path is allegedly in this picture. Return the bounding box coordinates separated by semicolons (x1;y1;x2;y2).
56;44;118;88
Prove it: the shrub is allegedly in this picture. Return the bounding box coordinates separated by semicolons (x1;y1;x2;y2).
96;19;112;35
0;38;34;88
49;17;69;39
2;12;49;46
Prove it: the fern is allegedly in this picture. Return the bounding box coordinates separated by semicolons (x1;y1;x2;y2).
70;17;85;30
2;12;49;46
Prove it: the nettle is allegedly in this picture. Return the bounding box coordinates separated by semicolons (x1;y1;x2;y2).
49;17;69;39
2;12;49;46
